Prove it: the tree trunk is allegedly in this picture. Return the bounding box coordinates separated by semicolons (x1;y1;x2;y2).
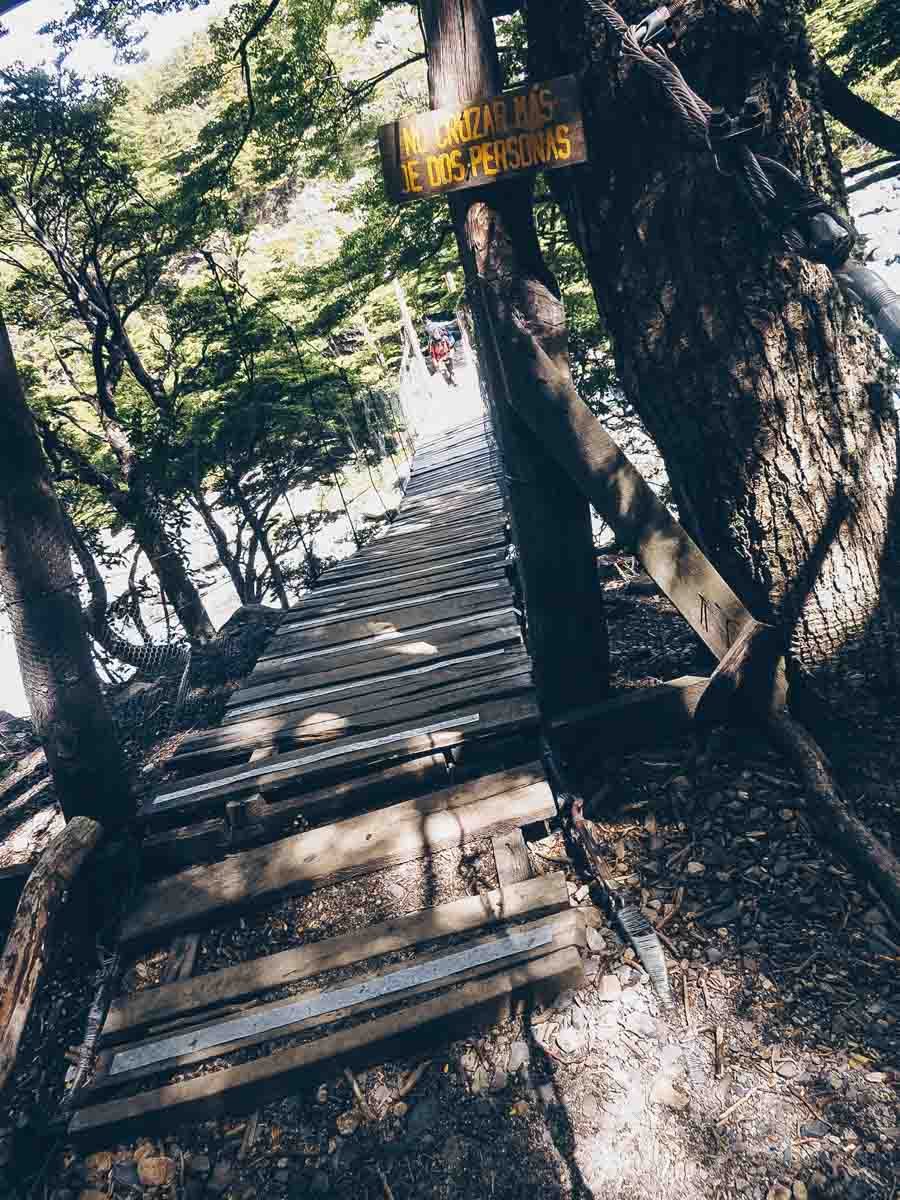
421;0;609;716
122;477;217;645
230;480;291;609
527;0;900;691
0;315;132;825
0;815;103;1094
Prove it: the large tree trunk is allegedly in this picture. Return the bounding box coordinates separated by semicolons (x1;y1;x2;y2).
0;314;132;825
527;0;900;691
422;0;610;717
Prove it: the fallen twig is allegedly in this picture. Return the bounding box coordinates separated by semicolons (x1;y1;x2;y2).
397;1059;431;1098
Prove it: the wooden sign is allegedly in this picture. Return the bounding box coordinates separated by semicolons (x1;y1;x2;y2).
378;76;586;205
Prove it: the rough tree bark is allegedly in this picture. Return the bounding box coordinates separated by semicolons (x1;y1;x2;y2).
0;314;132;825
527;0;900;692
422;0;610;717
0;816;103;1094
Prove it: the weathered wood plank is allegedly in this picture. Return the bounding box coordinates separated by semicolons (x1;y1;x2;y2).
491;829;532;885
227;646;526;720
269;581;513;645
287;562;508;619
69;946;582;1147
124;775;555;947
550;675;708;749
261;588;514;659
91;910;580;1091
174;669;534;769
147;693;538;816
250;609;520;683
103;870;566;1044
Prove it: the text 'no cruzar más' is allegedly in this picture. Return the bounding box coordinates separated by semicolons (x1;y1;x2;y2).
378;76;587;204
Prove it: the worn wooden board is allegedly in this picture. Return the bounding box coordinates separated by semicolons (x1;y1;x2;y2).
492;829;533;885
233;617;523;696
256;611;521;674
286;562;508;620
104;870;566;1045
175;668;535;769
270;580;513;643
69;946;582;1147
226;646;527;721
550;675;708;749
152;692;539;815
91;910;581;1093
125;774;555;947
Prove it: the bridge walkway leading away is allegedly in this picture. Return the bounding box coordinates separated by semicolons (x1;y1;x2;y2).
67;408;586;1147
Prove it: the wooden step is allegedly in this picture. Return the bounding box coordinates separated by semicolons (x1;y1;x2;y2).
70;942;581;1147
126;766;555;947
147;692;539;816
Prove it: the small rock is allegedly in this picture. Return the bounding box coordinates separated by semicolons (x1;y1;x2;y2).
598;975;621;1001
555;1025;583;1055
624;1011;658;1039
392;1101;409;1118
552;989;575;1012
136;1156;176;1188
188;1154;211;1176
706;947;724;964
772;858;790;878
133;1142;156;1165
650;1078;689;1109
583;956;600;979
206;1163;234;1195
792;1183;808;1200
617;965;638;987
371;1083;392;1109
585;927;607;955
507;1042;529;1073
573;884;590;902
316;1084;328;1103
862;907;885;926
776;1061;801;1080
408;1097;441;1136
581;1093;601;1120
686;861;705;876
799;1120;830;1138
767;1187;791;1200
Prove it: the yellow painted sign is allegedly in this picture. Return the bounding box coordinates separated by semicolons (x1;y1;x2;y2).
378;76;587;205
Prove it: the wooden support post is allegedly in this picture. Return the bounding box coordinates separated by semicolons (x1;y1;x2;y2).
421;0;608;718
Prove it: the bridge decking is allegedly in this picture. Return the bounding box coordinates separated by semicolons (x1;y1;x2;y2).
69;413;585;1147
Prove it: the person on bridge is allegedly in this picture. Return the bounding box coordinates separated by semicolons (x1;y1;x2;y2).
425;319;456;386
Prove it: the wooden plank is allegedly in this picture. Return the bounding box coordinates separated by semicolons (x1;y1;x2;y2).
250;609;525;686
147;693;538;816
91;910;580;1092
124;775;555;947
153;696;542;816
227;645;525;720
550;675;708;749
269;580;512;644
174;669;535;769
492;829;532;885
103;870;567;1044
69;946;582;1147
142;819;230;871
310;531;507;575
287;562;507;617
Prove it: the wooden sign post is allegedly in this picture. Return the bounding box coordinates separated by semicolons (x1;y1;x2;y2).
378;76;586;205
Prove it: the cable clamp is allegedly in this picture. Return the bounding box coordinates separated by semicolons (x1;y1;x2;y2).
707;98;765;173
630;5;674;50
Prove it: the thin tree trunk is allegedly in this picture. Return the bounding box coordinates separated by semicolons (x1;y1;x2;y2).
230;480;290;609
0;314;131;825
421;0;609;717
192;485;248;604
527;0;900;692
